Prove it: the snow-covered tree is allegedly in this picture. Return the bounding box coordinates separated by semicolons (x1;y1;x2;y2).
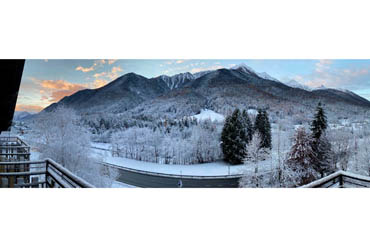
31;106;117;187
254;109;272;149
245;133;268;164
110;119;222;165
358;138;370;176
286;127;319;186
310;102;327;140
239;133;268;187
312;134;335;177
328;129;350;171
309;103;334;177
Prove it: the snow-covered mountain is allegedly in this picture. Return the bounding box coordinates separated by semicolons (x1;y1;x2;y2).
257;72;280;82
313;84;327;90
42;63;370;118
232;63;280;82
158;72;195;90
193;70;212;79
13;111;34;121
284;79;312;91
231;63;257;75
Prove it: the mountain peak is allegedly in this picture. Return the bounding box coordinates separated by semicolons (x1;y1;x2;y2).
231;63;256;74
157;72;195;90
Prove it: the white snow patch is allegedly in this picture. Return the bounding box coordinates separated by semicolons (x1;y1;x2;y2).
247;109;258;116
191;109;225;122
231;63;256;74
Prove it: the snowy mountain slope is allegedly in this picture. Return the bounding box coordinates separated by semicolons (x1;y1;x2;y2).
311;87;370;107
257;72;280;82
157;72;195;90
191;109;225;122
230;63;259;76
193;70;212;79
44;72;170;113
13;111;35;121
284;79;312;91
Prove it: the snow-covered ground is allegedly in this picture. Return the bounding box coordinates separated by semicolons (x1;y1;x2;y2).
111;181;137;188
191;109;225;122
91;142;276;176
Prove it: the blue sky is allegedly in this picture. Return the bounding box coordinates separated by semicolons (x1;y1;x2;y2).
16;59;370;112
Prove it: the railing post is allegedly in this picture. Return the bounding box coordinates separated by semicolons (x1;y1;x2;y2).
339;174;344;188
45;160;49;188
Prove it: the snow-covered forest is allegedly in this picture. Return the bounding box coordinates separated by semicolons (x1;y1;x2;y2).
11;100;370;188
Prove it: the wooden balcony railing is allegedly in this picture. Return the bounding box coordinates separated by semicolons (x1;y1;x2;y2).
0;136;93;188
0;136;30;162
0;159;94;188
301;170;370;188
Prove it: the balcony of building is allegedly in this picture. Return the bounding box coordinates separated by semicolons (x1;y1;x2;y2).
0;135;93;188
301;170;370;188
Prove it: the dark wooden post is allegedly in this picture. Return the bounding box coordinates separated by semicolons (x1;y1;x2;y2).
339;174;344;188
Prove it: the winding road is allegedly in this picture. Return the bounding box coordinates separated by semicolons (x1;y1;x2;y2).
101;162;243;188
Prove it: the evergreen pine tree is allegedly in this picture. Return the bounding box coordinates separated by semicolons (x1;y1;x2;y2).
221;109;247;164
314;134;334;177
286;127;319;185
241;109;253;143
310;102;327;140
262;110;272;149
254;109;272;149
310;102;332;177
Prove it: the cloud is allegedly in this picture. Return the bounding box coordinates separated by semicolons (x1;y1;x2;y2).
32;78;87;103
108;59;117;65
15;104;44;113
76;65;95;73
315;59;333;73
294;60;370;91
93;72;107;78
190;65;223;73
93;79;108;88
111;66;123;73
75;59;109;73
40;79;86;91
107;66;123;80
88;65;124;87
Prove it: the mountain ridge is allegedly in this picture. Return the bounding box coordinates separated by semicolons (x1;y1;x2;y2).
41;64;370;120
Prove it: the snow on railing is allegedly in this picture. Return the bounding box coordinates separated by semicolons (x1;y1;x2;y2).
0;136;31;187
300;170;370;188
0;136;94;188
0;159;94;188
0;136;31;158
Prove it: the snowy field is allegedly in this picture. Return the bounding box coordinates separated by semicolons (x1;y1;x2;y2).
91;142;275;176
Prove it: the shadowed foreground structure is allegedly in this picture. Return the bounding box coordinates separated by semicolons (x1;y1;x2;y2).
0;59;25;133
0;60;93;188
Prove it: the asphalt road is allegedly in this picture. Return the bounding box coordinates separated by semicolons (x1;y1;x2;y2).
101;162;242;188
